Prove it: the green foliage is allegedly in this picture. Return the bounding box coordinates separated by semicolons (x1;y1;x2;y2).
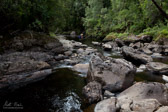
103;32;129;41
140;23;168;41
84;0;168;38
0;0;87;34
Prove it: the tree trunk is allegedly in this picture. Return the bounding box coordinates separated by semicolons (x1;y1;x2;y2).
151;0;168;20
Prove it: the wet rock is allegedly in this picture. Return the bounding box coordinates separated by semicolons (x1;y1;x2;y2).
104;90;115;98
151;53;163;58
102;43;112;51
146;62;168;75
73;63;89;74
122;46;153;65
92;41;101;46
162;75;168;83
94;97;117;112
156;106;168;112
87;55;136;92
82;81;102;103
64;59;79;66
118;82;168;105
137;64;146;73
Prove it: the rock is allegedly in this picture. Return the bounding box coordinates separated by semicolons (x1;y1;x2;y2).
152;46;163;53
115;39;125;47
0;60;50;75
142;48;153;55
102;43;112;51
162;75;168;82
0;69;52;91
104;90;115;98
132;42;141;49
70;31;76;38
94;97;117;112
151;53;163;58
64;51;73;56
130;99;161;112
64;59;79;65
0;52;54;63
92;41;101;46
122;46;153;65
73;63;89;74
140;35;153;43
156;106;168;112
146;62;168;75
82;81;102;103
87;55;136;92
136;64;146;73
118;82;168;105
77;48;84;54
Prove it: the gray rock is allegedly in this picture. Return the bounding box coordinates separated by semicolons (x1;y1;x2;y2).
92;41;101;46
82;81;102;103
104;90;115;98
146;62;168;75
102;43;112;51
87;55;136;92
122;46;153;65
0;69;52;90
156;106;168;112
151;53;163;58
118;82;168;105
0;59;50;75
130;99;161;112
94;97;117;112
64;51;73;56
73;63;89;74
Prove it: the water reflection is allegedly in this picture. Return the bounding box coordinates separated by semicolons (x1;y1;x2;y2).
0;68;93;112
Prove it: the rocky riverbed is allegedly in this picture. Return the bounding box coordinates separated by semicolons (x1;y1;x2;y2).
0;31;168;112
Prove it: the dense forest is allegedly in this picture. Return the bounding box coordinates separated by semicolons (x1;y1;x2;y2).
0;0;168;39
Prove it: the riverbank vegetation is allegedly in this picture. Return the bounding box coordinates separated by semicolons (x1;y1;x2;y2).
0;0;168;40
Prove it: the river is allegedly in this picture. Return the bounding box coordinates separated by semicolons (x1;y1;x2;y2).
0;37;168;112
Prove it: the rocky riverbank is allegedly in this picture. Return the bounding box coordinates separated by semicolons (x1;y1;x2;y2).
82;35;168;112
1;31;168;112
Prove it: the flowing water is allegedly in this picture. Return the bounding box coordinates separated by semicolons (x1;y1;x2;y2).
0;68;95;112
0;37;167;112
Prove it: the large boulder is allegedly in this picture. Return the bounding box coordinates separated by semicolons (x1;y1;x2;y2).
146;62;168;75
122;46;153;65
156;106;168;112
82;81;102;103
87;55;136;92
94;97;117;112
117;82;168;106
